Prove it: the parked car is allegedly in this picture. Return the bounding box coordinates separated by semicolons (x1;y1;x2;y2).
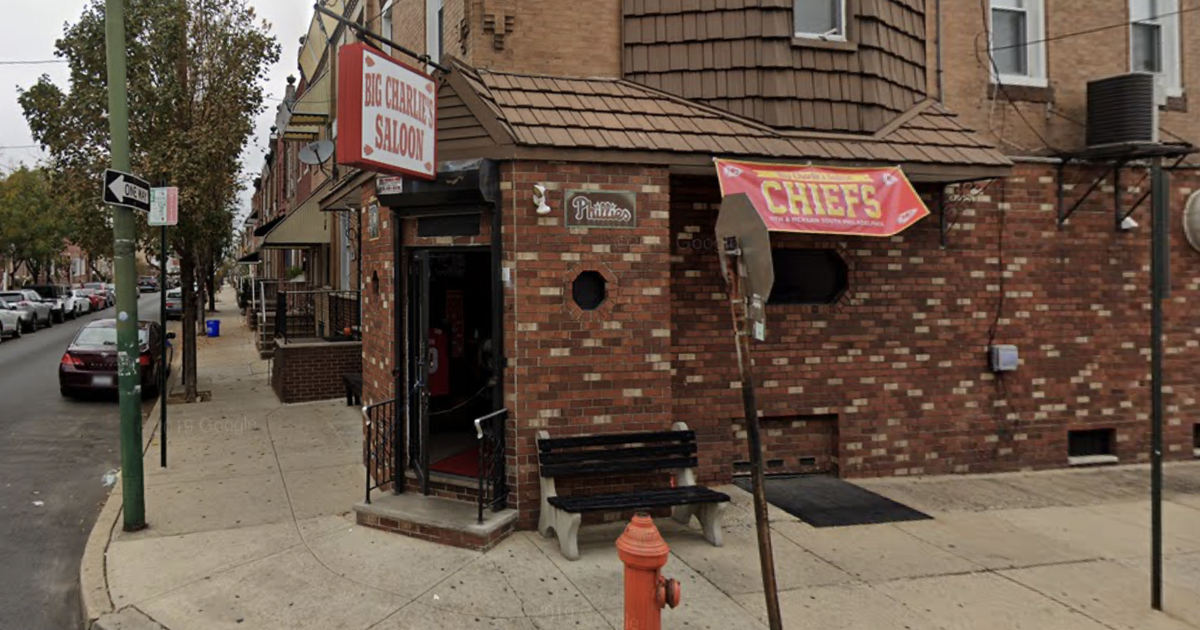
76;288;105;312
69;289;92;316
0;300;22;340
138;276;159;293
0;290;52;332
59;319;174;398
106;283;117;301
27;285;72;322
84;282;113;307
164;288;184;320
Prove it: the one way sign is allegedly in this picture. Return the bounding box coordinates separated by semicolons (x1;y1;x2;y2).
103;169;151;212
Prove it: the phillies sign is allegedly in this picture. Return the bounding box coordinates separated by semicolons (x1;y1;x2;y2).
714;158;929;237
337;43;437;180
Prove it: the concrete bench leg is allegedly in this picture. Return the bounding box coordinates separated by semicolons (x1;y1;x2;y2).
671;504;697;525
696;502;726;547
539;506;582;560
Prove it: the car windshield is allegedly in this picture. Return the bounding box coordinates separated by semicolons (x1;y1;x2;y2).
29;287;56;299
74;326;149;347
0;292;28;302
84;283;104;289
167;289;181;298
77;289;94;296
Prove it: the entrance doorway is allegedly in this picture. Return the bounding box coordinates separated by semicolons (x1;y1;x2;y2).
407;248;496;493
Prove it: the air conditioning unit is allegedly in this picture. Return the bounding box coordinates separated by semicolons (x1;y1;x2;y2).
1086;73;1161;148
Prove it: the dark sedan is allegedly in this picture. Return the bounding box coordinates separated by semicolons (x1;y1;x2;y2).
59;320;174;398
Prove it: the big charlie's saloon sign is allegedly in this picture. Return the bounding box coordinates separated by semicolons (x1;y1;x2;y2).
337;43;437;180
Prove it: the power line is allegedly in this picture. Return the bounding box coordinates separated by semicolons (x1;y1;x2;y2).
0;59;67;66
991;4;1200;52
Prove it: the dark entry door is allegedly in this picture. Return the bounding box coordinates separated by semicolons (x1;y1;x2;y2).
407;250;431;495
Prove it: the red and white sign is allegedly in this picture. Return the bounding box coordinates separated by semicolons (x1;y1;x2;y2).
337;43;437;181
714;158;930;237
149;187;178;227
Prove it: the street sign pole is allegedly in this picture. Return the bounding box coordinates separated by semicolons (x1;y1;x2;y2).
1150;157;1169;610
150;187;178;469
104;0;145;531
160;224;168;468
722;238;782;630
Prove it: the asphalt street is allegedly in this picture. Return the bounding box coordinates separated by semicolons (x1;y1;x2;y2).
0;292;162;630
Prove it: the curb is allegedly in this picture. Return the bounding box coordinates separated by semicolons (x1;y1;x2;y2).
80;327;186;629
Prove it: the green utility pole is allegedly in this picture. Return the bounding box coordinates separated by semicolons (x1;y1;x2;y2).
105;0;145;531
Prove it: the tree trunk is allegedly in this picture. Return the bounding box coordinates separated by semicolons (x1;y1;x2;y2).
181;251;199;403
206;257;216;311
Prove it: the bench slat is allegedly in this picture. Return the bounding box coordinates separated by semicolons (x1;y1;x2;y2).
539;430;694;452
539;456;698;478
538;443;696;466
548;486;730;513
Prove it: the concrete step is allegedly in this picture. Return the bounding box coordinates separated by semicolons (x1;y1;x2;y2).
355;492;517;551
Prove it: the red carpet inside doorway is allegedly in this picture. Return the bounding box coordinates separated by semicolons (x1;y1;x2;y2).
429;447;480;477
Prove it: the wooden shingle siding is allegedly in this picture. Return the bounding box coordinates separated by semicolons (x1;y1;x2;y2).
623;0;927;133
441;57;1007;174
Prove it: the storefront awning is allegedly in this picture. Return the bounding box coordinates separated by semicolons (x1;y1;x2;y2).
252;214;284;237
299;1;343;82
287;70;331;128
237;251;261;264
261;186;331;248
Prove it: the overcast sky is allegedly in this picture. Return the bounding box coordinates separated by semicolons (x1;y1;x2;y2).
0;0;312;223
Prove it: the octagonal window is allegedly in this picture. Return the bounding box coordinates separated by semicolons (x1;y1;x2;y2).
572;270;607;311
768;248;848;305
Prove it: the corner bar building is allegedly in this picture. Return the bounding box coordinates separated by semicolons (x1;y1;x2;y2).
329;0;1200;548
353;50;1016;540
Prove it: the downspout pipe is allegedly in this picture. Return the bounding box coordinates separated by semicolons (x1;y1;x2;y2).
936;0;944;102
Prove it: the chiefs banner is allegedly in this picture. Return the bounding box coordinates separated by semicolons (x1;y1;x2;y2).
714;158;930;237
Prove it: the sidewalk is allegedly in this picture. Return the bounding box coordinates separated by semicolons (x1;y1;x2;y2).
84;289;1200;629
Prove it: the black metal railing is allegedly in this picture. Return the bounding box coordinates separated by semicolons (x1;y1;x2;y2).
363;397;401;504
474;408;509;523
274;289;361;341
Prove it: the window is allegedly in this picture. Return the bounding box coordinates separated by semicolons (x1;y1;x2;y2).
794;0;845;40
427;0;444;65
1131;0;1181;96
767;249;848;305
990;0;1046;87
572;271;607;311
380;0;394;55
1068;429;1115;458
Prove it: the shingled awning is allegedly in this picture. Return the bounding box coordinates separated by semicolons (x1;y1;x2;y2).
439;57;1010;183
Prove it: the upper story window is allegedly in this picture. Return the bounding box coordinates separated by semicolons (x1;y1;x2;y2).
380;1;394;55
1130;0;1182;96
794;0;845;41
989;0;1047;87
427;0;444;64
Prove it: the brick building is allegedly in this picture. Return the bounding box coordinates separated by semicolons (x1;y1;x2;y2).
248;0;1200;546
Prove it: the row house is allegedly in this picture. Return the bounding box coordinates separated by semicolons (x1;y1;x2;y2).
244;0;1200;550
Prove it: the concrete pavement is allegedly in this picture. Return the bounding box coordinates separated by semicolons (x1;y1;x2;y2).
83;288;1200;629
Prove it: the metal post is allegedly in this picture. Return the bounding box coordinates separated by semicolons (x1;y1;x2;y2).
723;245;782;630
1150;157;1168;610
160;224;168;468
105;0;145;531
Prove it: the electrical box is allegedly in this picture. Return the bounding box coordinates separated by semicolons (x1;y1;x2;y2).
989;345;1019;372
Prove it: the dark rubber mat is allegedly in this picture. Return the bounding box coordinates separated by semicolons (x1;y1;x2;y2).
734;475;932;528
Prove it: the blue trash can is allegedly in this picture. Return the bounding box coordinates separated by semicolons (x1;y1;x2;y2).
205;319;220;337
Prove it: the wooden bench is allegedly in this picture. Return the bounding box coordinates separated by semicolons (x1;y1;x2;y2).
537;422;729;560
343;373;363;407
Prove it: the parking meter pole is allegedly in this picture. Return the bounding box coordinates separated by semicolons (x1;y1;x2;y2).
161;224;168;468
722;244;782;630
104;0;145;531
1150;157;1168;610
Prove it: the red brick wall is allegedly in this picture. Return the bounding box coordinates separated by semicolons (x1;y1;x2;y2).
671;163;1200;481
272;341;364;403
502;161;673;529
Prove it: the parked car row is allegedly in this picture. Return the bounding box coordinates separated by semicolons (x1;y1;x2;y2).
0;283;118;340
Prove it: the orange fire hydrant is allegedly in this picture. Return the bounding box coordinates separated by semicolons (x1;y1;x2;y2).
617;513;681;630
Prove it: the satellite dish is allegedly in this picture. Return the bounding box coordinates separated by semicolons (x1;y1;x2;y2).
1184;191;1200;253
298;140;334;166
